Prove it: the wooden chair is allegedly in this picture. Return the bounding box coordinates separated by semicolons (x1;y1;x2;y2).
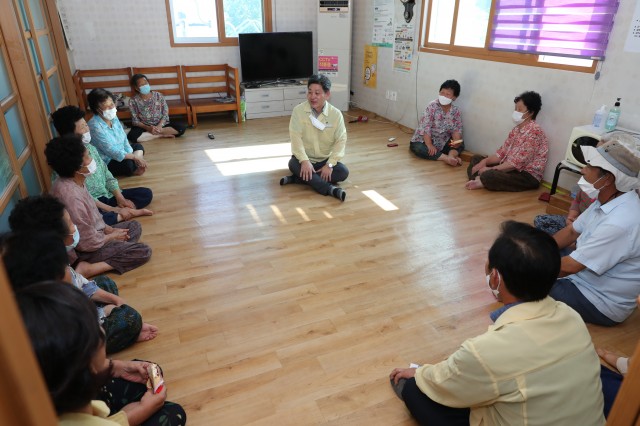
181;64;242;127
132;66;192;126
73;67;133;120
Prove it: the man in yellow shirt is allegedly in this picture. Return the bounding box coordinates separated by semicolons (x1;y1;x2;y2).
280;74;349;201
390;221;605;426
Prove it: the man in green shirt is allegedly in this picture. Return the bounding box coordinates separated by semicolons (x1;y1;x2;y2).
51;106;153;224
280;74;349;201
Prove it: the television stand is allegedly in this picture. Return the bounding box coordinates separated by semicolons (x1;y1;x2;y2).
242;82;308;120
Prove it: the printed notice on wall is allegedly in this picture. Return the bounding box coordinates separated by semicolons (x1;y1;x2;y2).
363;45;378;88
318;55;339;77
393;2;416;73
624;0;640;52
373;0;394;47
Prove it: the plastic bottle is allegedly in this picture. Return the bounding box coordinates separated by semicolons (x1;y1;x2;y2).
240;95;246;122
592;104;606;128
604;98;621;131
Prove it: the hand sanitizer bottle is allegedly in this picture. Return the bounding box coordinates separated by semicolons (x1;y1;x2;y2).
605;98;621;131
592;104;606;128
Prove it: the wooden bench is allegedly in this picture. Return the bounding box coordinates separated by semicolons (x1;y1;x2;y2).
181;64;241;127
132;66;192;126
73;68;133;120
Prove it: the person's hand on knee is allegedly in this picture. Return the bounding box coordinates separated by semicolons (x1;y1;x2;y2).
320;165;333;182
300;160;314;181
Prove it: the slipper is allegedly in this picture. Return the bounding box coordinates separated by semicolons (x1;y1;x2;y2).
390;377;406;400
207;132;215;140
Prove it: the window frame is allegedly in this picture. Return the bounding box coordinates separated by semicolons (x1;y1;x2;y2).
417;0;598;73
165;0;273;47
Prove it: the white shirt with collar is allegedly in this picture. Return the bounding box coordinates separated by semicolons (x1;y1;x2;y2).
569;191;640;322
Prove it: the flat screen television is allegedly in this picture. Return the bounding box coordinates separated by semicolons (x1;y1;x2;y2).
239;31;313;85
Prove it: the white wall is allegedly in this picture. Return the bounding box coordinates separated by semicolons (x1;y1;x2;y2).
351;0;640;184
60;0;639;184
58;0;318;70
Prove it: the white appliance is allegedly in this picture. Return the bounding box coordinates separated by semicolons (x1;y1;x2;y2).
317;0;352;111
565;125;604;167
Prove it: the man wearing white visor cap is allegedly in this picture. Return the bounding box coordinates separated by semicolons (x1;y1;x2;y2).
550;132;640;326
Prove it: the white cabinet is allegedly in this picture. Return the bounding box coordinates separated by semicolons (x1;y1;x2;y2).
244;84;307;119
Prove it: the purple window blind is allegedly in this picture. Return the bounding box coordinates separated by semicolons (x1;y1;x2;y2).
489;0;619;60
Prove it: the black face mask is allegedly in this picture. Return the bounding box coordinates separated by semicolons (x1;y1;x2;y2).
401;0;416;23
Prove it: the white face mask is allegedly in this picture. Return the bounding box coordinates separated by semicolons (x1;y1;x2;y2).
438;95;453;106
577;175;606;199
309;114;326;131
102;107;117;121
512;110;526;124
66;225;80;250
486;271;501;300
78;159;97;177
81;131;91;144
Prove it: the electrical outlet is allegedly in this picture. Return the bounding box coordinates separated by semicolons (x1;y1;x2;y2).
390;91;397;101
385;90;390;100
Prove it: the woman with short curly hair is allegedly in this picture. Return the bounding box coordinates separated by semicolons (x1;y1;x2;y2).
45;134;152;275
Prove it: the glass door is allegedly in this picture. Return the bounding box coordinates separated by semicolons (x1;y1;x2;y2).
0;29;45;231
15;0;67;137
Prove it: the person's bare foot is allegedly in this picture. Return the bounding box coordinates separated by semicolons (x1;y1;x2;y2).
161;134;176;138
597;348;630;374
131;208;154;218
75;261;113;278
465;177;484;190
443;155;460;167
596;348;619;366
137;323;158;342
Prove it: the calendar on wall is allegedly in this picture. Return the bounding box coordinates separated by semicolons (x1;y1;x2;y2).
624;0;640;52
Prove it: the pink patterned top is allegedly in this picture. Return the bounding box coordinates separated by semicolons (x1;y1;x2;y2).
129;91;170;127
496;120;548;181
50;177;107;253
410;99;462;150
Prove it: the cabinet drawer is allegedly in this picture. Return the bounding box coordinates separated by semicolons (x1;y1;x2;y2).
244;89;284;103
245;101;285;114
283;86;308;100
284;99;304;111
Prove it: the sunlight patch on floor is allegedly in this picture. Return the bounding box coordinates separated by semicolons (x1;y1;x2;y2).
214;157;290;176
205;143;291;176
362;190;399;211
246;204;263;226
271;205;288;224
205;143;291;162
296;207;311;222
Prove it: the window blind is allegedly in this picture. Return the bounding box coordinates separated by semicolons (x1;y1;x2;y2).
489;0;619;60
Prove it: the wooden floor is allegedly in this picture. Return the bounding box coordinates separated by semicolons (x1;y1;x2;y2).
114;112;640;425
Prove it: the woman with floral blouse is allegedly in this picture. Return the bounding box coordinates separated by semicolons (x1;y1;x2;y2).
466;91;548;191
127;74;187;143
409;79;464;167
